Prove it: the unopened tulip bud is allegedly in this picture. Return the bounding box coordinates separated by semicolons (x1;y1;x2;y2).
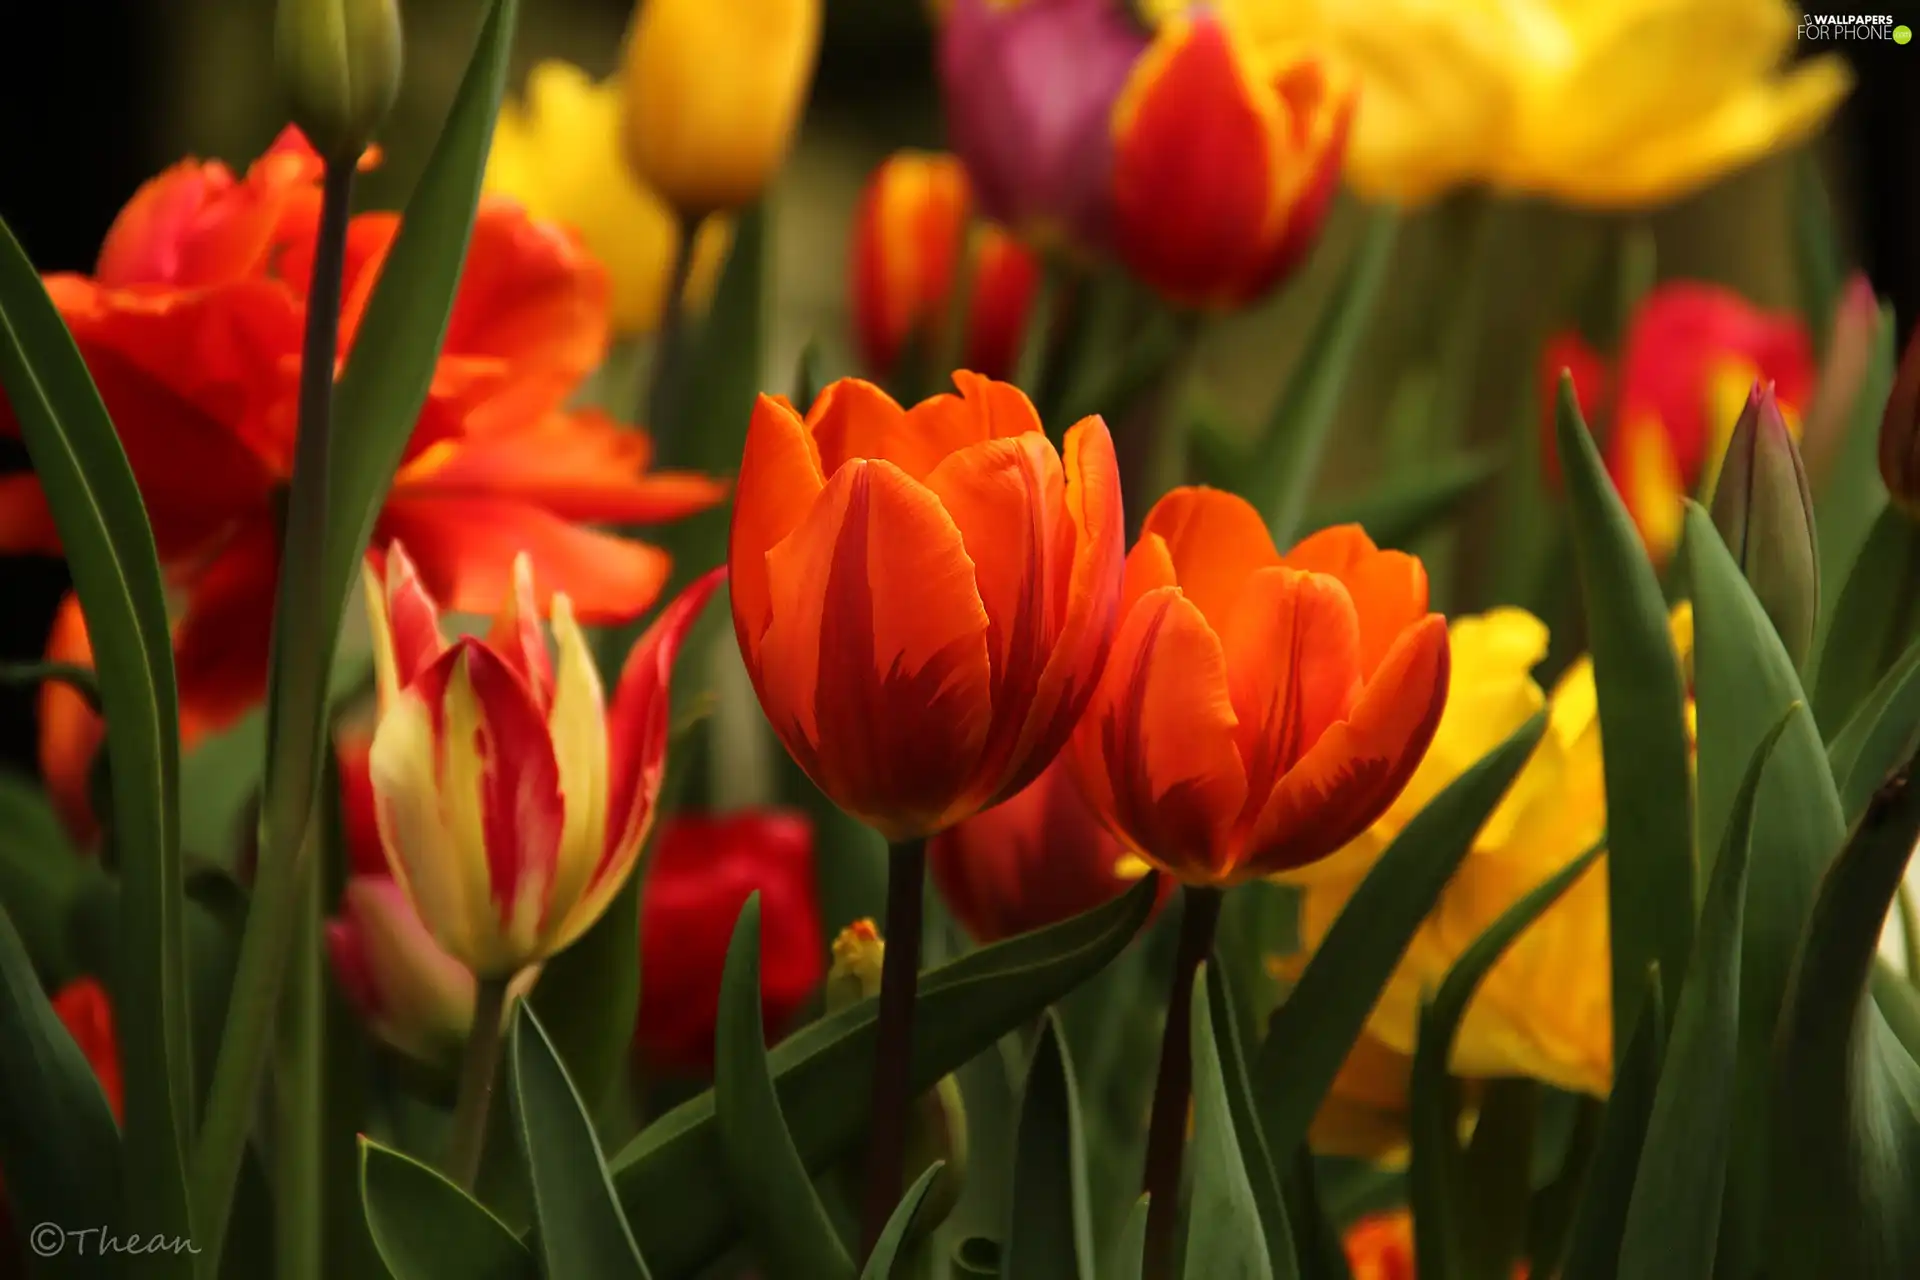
1711;383;1819;667
275;0;403;164
1879;324;1920;519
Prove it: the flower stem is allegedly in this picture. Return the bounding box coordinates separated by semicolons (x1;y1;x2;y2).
644;216;702;446
190;153;355;1275
447;978;513;1190
1141;884;1223;1280
859;838;927;1262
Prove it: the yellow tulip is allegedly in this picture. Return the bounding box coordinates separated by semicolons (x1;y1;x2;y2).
484;60;732;336
1281;605;1695;1097
619;0;823;218
1146;0;1851;209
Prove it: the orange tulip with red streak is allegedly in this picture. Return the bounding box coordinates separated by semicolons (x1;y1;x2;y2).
1109;12;1353;308
1068;487;1449;886
3;127;725;838
850;150;1039;381
728;372;1125;842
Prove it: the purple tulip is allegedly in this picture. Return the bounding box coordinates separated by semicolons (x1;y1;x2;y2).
939;0;1150;251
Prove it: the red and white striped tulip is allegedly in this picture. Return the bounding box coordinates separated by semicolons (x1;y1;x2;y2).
363;541;723;979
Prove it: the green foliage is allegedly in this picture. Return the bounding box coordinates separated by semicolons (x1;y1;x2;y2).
1188;966;1281;1280
360;1139;535;1280
1002;1015;1095;1280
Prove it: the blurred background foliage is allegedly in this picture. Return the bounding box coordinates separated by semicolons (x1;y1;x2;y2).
0;0;1915;774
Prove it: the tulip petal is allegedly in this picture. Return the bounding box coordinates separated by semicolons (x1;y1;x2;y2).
806;378;914;474
758;459;995;840
1221;566;1363;823
909;371;1047;447
730;393;829;664
1071;586;1246;877
1138;486;1281;632
364;541;447;711
335;732;389;877
367;684;482;968
1282;525;1429;677
485;553;556;713
38;594;103;843
543;592;610;943
172;518;282;738
1241;614;1450;877
0;475;59;553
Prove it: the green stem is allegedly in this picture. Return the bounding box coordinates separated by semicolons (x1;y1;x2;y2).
1900;881;1920;982
447;978;514;1190
859;839;928;1263
1141;885;1223;1280
273;827;324;1280
644;216;702;445
190;155;355;1274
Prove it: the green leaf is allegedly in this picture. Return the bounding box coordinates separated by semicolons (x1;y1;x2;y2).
1765;737;1920;1278
1616;707;1795;1280
954;1236;1004;1277
1252;712;1548;1164
1302;452;1502;551
1827;634;1920;825
715;893;855;1280
1187;964;1278;1280
0;213;193;1265
606;875;1159;1278
1557;969;1665;1280
1106;1197;1149;1280
528;868;642;1126
1792;147;1845;351
509;1005;653;1279
1813;504;1920;736
1408;843;1602;1280
1279;1150;1351;1280
0;658;101;710
1680;501;1849;1275
1810;299;1895;608
0;901;123;1266
793;335;828;408
0;769;91;981
1249;208;1399;545
359;1138;535;1280
1554;374;1695;1050
861;1161;947;1280
1209;964;1296;1274
1002;1014;1094;1280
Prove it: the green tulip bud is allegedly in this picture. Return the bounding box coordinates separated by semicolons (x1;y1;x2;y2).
276;0;403;163
1710;382;1819;668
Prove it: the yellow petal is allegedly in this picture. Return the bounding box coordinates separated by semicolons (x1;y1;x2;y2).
543;591;610;937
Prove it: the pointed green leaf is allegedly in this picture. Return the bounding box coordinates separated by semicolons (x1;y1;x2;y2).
509;1005;653;1279
0;770;90;981
1409;843;1602;1280
1792;148;1844;349
1814;505;1920;737
1250;208;1399;544
715;893;855;1279
1188;964;1279;1280
607;875;1159;1277
1106;1197;1150;1280
1680;501;1849;1275
0;902;123;1265
0;214;193;1268
1766;738;1920;1278
1252;712;1548;1163
1003;1014;1094;1280
359;1138;535;1280
1810;297;1894;601
1209;964;1296;1274
1827;634;1920;823
1302;451;1501;552
1558;970;1665;1280
1616;707;1795;1280
1555;374;1695;1050
860;1161;946;1280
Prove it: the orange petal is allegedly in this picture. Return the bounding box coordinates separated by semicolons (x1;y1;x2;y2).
756;459;995;840
484;553;554;713
1240;614;1450;877
376;496;669;625
1282;525;1430;677
1221;566;1363;821
38;594;102;845
376;541;450;692
0;475;60;553
729;393;829;666
806;378;914;476
964;228;1041;382
172;519;281;739
1069;586;1246;880
1137;486;1281;633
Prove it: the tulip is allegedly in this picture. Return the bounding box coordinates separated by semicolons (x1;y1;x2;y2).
635;810;824;1075
362;542;722;980
728;372;1125;841
619;0;822;219
1108;11;1352;307
1710;383;1819;667
850;150;1039;382
485;61;734;336
274;0;402;163
939;0;1150;250
1879;324;1920;518
1068;487;1449;885
50;978;122;1122
928;756;1167;943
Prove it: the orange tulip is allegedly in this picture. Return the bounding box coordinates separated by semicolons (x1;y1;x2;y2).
1344;1210;1416;1280
728;372;1125;841
1109;12;1352;307
1067;487;1448;885
1;127;726;838
850;150;1039;382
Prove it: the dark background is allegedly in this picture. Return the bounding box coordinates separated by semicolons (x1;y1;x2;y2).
0;3;1915;780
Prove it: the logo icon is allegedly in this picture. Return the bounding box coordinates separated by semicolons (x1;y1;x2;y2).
1897;23;1912;43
